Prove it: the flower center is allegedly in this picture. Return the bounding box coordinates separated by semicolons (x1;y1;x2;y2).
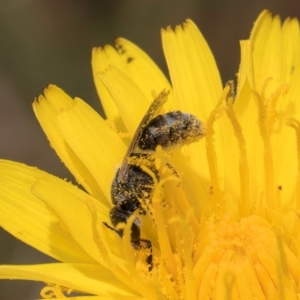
192;214;300;299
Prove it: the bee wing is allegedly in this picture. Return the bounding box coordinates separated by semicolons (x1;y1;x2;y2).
118;89;170;181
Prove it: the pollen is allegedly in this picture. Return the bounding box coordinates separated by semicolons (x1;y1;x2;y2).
193;215;300;299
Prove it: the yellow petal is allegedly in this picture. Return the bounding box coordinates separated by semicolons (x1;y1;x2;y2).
250;10;300;96
31;171;109;266
161;19;222;118
236;40;255;101
250;10;282;94
284;67;300;118
92;44;124;129
281;17;300;83
57;97;125;204
249;11;300;209
97;65;151;135
0;160;94;263
0;263;137;297
115;38;173;101
33;85;102;200
92;38;174;130
229;41;264;212
161;19;226;195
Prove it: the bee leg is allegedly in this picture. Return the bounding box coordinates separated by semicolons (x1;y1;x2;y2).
131;239;153;271
103;221;123;237
166;162;179;177
140;239;153;270
103;221;153;270
131;223;153;271
104;207;153;270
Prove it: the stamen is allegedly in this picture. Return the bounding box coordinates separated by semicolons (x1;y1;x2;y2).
165;215;194;299
105;119;118;132
225;93;250;218
255;83;289;217
159;261;180;298
170;186;200;233
89;198;152;291
40;285;70;299
122;214;157;298
171;226;186;298
90;199;151;292
255;90;274;217
206;88;228;212
86;200;110;263
155;146;200;233
99;203;153;294
174;212;196;300
140;156;184;283
123;214;138;272
286;118;300;237
102;223;153;294
151;172;178;278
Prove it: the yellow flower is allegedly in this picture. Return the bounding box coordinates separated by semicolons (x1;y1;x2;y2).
1;9;300;299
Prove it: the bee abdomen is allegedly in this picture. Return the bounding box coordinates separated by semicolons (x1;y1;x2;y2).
139;111;204;151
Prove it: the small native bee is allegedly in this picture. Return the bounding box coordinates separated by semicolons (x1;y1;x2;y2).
104;90;205;269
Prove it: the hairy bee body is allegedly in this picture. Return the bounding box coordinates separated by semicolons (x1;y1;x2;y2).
105;91;205;270
139;111;203;151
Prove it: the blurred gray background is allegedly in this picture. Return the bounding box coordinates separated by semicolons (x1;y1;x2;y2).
0;0;299;299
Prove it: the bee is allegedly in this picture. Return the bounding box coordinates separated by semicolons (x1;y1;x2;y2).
104;90;205;270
